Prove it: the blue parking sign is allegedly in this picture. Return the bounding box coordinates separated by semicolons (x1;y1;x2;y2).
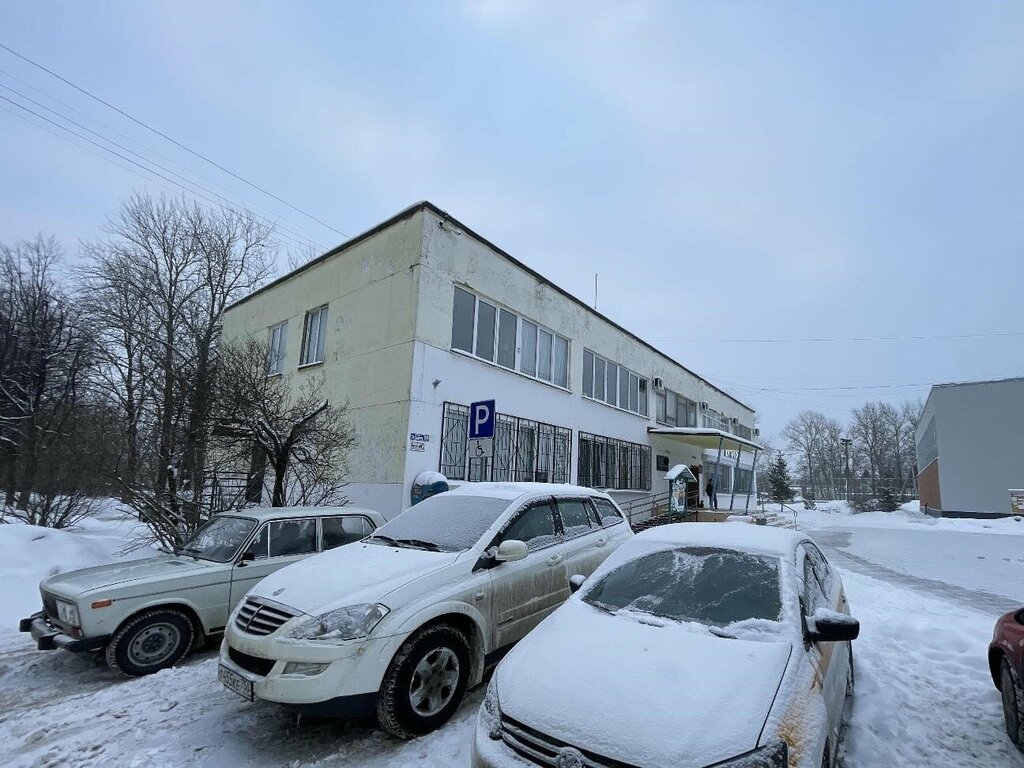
469;400;496;439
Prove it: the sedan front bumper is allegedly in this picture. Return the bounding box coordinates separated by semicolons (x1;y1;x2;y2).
18;612;109;653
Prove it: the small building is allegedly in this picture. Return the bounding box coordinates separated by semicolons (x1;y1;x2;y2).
221;202;761;518
915;377;1024;517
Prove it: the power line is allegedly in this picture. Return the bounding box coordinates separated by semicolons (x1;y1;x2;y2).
0;68;335;250
651;330;1024;344
0;93;323;254
0;84;329;253
0;40;350;241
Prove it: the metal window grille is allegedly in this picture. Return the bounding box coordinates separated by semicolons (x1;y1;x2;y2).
577;432;651;491
439;402;570;484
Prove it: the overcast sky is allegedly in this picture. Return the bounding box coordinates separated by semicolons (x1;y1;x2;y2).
2;1;1022;439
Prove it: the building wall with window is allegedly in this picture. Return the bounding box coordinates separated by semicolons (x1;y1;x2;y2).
915;377;1024;516
403;206;756;506
221;209;427;513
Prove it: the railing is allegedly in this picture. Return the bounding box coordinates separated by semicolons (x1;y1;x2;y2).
619;492;671;525
702;413;730;432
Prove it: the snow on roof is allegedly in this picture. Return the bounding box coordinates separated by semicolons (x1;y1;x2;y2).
220;505;384;523
648;427;763;452
443;482;609;501
632;522;809;557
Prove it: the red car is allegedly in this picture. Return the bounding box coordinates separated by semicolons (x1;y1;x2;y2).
991;608;1024;751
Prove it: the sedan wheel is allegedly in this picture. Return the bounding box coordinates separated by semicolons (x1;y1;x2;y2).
106;609;194;677
1001;657;1024;749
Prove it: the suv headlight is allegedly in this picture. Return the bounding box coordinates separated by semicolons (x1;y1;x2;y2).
56;600;80;626
713;741;788;767
287;603;389;642
481;676;502;740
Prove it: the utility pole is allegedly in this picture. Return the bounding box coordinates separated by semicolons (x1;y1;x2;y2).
840;437;852;501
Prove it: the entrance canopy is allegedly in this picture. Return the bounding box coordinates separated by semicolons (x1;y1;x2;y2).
647;427;763;453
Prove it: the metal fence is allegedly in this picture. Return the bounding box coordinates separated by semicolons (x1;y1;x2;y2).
785;477;918;504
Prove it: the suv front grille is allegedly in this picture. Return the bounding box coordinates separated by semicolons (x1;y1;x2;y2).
235;597;298;636
228;646;275;677
499;715;636;768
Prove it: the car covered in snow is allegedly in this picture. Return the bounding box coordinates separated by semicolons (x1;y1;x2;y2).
217;483;632;738
19;506;383;676
473;522;859;768
989;607;1024;751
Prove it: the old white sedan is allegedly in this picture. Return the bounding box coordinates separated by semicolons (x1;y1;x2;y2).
473;523;858;768
19;506;383;676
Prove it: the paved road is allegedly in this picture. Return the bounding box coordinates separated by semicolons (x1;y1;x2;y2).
809;527;1020;616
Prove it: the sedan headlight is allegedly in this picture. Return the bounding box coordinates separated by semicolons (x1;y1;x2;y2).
56;600;80;626
481;675;502;740
713;741;788;767
287;603;389;642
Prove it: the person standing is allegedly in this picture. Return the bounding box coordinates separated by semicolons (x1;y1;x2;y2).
705;476;718;510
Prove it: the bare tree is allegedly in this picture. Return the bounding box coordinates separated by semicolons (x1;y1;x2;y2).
80;194;274;543
214;337;355;508
782;411;826;491
849;402;893;493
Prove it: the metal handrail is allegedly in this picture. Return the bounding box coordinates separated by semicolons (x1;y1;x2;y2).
620;491;671;525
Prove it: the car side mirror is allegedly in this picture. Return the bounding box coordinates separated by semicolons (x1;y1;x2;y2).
806;608;860;643
238;551;255;566
569;574;587;594
494;540;528;562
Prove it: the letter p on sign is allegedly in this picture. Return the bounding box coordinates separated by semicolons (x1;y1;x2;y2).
469;400;495;439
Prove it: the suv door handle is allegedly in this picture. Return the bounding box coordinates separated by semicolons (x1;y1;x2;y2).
546;553;563;566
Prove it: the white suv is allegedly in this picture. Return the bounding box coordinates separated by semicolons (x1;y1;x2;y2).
219;483;632;737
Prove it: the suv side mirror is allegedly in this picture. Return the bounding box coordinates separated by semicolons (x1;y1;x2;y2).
494;540;528;562
569;574;587;594
806;608;860;643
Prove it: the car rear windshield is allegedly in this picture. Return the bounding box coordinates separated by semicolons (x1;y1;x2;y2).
367;494;511;552
583;546;783;628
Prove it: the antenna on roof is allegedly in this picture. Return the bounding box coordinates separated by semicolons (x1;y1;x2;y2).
594;273;598;310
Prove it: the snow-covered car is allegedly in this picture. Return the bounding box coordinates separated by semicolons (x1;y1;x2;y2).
990;607;1024;751
19;506;383;676
218;483;632;738
473;523;860;768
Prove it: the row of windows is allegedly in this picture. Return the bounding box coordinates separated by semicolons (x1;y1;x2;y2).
703;463;755;496
655;388;698;428
451;287;570;388
581;349;649;417
266;305;329;373
439;403;650;491
494;496;625;553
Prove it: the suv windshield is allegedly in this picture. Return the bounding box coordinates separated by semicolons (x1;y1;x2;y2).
583;546;783;630
367;494;511;552
179;516;257;562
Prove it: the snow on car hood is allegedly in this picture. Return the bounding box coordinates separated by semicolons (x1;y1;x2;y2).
40;554;212;597
246;542;461;616
496;600;793;768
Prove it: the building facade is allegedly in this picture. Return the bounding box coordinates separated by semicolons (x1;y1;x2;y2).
222;202;760;518
915;377;1024;517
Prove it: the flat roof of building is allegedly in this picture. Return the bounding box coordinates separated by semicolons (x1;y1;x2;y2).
226;200;753;413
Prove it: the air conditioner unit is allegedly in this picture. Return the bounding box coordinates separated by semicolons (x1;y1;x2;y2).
731;417;739;425
754;428;761;437
699;401;709;410
653;376;665;390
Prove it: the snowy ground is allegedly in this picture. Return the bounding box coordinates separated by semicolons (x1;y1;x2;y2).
0;502;1021;767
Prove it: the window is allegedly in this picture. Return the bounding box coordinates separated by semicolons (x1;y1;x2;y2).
499;502;558;551
452;287;476;353
321;516;373;550
655;388;697;428
475;300;497;361
704;461;733;494
590;497;625;527
440;402;571;484
577;432;651;491
268;519;318;556
300;305;328;366
497;309;517;368
450;287;569;387
268;321;288;374
556;498;593;537
582;350;648;417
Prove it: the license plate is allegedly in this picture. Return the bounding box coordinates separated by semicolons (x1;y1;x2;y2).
219;664;255;701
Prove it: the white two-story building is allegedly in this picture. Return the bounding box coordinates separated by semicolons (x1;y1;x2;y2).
222;201;761;518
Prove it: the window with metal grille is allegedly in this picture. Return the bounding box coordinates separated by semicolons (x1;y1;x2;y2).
439;402;570;484
577;432;651;491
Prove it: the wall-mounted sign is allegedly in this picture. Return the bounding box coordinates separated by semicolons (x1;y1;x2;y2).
469;400;495;440
470;437;493;460
410;433;430;443
410;442;426;452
